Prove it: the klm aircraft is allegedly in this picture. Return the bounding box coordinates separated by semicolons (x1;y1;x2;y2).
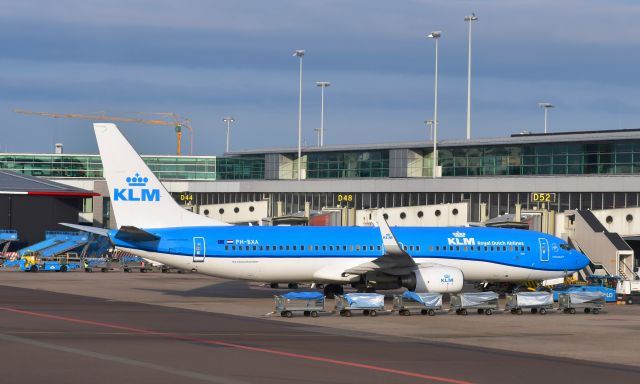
66;123;589;297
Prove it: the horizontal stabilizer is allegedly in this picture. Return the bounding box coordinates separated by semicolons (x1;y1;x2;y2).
59;223;110;237
115;226;160;242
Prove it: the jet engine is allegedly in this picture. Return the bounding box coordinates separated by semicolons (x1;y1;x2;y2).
401;266;464;293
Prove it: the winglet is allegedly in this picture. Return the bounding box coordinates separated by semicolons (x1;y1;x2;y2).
375;210;405;257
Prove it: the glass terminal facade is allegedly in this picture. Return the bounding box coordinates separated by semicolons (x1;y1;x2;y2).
0;154;264;181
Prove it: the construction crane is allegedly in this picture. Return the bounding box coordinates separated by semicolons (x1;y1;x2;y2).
15;109;191;156
129;112;194;155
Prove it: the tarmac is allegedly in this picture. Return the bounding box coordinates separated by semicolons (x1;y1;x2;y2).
1;269;639;383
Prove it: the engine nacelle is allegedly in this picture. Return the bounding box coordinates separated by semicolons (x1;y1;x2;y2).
402;266;464;293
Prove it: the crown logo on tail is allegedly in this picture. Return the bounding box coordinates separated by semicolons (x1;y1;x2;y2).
126;173;148;187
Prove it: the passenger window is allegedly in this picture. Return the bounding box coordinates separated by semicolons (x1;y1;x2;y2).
410;245;414;251
265;245;270;251
292;245;296;251
456;246;460;251
356;245;361;251
232;246;236;250
502;246;506;251
429;245;434;251
490;246;494;251
308;245;312;251
279;245;284;250
343;245;348;251
403;245;408;251
470;246;474;251
416;245;420;251
377;245;381;251
527;246;531;251
509;246;513;251
369;245;374;251
253;246;257;251
484;246;488;251
463;246;468;251
322;245;327;251
361;245;366;250
350;245;354;251
329;245;334;251
225;245;229;251
449;246;454;251
315;245;319;251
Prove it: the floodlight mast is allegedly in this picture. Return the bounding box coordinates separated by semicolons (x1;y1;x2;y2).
464;13;478;140
427;31;441;179
223;117;235;153
316;81;331;147
293;49;305;180
538;102;555;133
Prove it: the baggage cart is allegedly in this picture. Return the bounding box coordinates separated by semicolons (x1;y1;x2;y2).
505;292;554;315
83;257;113;272
274;291;325;318
559;292;605;314
450;292;499;315
393;291;442;316
335;293;386;317
119;255;153;272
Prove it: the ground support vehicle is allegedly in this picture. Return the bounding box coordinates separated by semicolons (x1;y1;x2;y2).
549;283;617;303
274;292;325;318
83;257;113;272
19;253;80;272
393;292;442;316
119;255;153;272
559;292;605;314
335;293;386;317
450;292;499;315
505;292;554;315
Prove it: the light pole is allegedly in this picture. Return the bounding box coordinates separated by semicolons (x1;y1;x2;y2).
424;119;434;141
316;81;330;147
223;117;235;153
464;13;478;140
293;49;305;180
538;102;554;133
427;31;441;179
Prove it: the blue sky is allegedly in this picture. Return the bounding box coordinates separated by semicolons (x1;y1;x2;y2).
1;0;639;155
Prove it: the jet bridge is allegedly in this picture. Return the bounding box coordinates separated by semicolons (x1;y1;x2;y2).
560;210;636;281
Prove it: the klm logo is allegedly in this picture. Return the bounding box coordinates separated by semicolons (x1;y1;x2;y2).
113;173;160;202
447;231;475;246
441;274;454;284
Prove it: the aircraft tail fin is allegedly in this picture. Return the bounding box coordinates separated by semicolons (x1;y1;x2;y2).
94;123;230;229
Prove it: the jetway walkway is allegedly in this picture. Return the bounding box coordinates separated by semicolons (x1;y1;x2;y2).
562;210;636;281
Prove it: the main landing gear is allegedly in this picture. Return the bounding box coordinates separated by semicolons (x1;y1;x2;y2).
323;284;344;299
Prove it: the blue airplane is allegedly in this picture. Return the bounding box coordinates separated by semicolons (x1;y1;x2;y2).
65;123;590;298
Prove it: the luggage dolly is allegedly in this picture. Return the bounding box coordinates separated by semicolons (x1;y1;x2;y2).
335;293;387;317
273;292;325;318
559;292;605;315
505;292;554;315
393;292;442;316
450;292;499;316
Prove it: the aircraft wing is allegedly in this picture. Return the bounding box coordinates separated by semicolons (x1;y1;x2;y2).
343;213;416;275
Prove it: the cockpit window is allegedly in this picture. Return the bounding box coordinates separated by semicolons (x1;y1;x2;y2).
559;243;572;251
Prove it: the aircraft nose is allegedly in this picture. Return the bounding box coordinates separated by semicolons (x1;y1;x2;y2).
574;251;590;269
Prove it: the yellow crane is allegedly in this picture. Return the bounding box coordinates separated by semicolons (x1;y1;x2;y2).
15;109;192;156
128;112;194;155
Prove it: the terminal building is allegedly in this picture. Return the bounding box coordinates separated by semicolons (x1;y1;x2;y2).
2;127;640;278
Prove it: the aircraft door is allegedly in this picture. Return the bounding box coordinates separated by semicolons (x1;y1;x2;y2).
193;237;206;262
538;238;549;262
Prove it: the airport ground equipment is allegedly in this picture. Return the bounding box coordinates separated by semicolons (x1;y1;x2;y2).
505;292;554;315
393;291;442;316
550;283;616;303
83;257;113;272
450;292;499;315
559;292;605;314
335;293;386;317
120;255;153;272
19;253;80;272
274;291;325;318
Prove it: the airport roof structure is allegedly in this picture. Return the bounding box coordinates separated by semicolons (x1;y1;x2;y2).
226;128;640;155
0;170;97;196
